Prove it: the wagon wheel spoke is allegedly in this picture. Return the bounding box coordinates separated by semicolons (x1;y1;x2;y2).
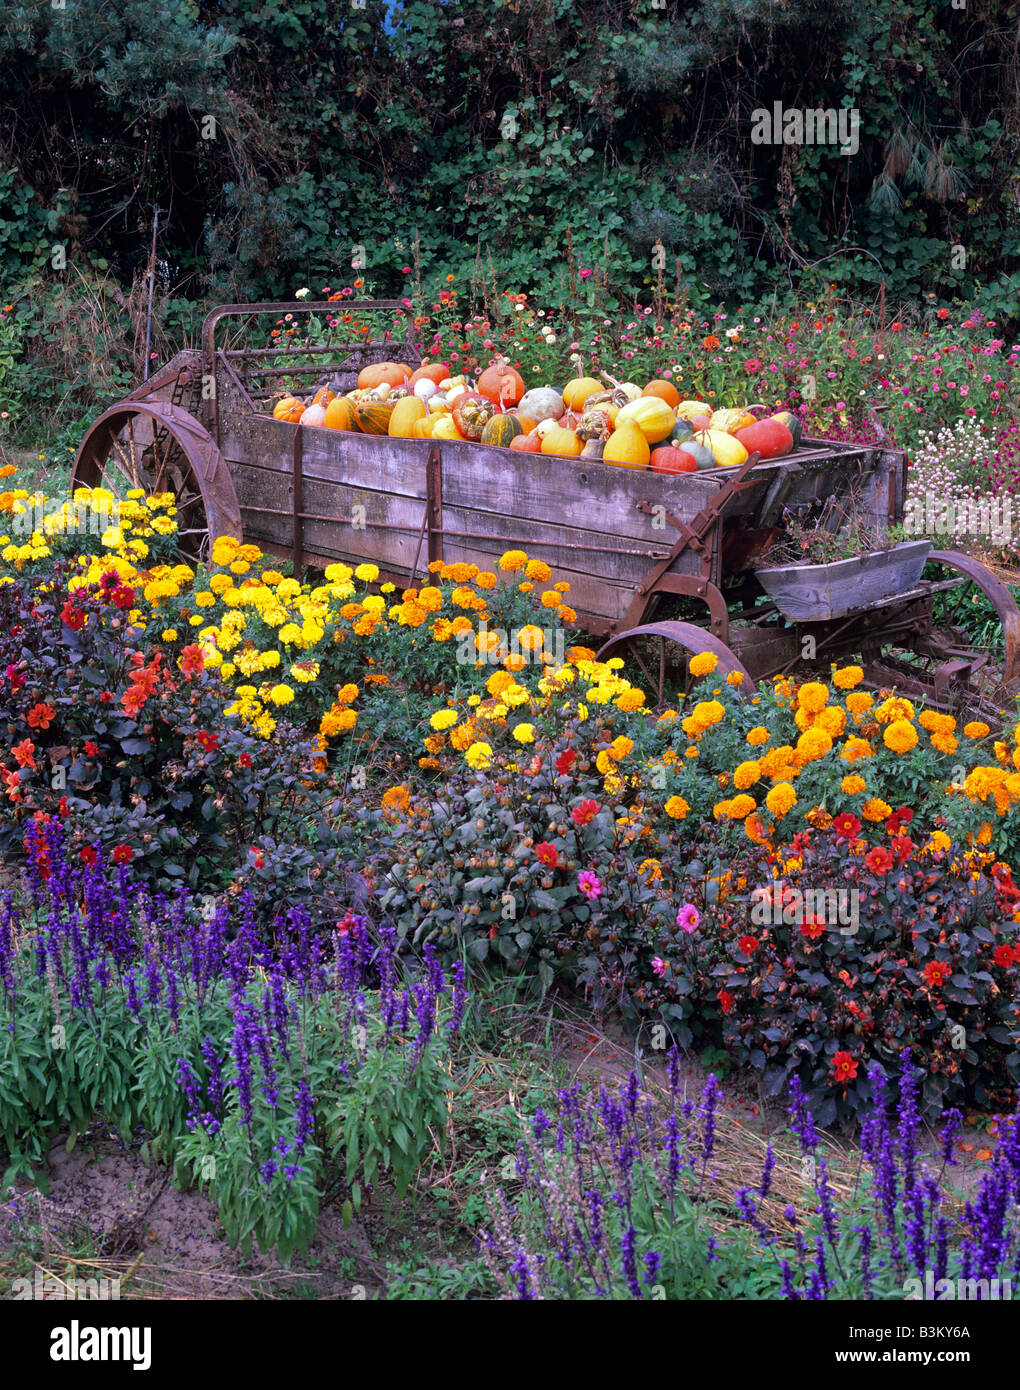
597;621;756;710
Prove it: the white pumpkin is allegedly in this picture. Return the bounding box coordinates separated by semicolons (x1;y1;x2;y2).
413;378;438;402
299;403;328;428
518;386;567;423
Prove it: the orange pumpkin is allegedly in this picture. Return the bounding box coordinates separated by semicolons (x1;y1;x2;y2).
357;362;412;390
408;362;449;388
477;362;526;405
642;379;681;409
508;433;542;453
273;395;304;422
311;386;336;407
509;412;537;433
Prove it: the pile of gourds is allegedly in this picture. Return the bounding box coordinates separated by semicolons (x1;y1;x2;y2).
271;360;803;472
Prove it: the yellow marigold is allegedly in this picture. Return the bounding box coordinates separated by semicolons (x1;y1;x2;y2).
423;734;446;754
465;741;493;769
795;728;833;764
861;797;893;822
610;735;634;759
689;651;717;677
194;591;216;608
841;775;866;794
268;684;295;706
664;795;690;819
832;664;864;690
923;830;951;855
596;749;615;774
746;726;770;747
733;760;761;791
725;670;744;687
964;722;990;739
845;691;873;718
354;563;379;582
512;723;535;743
638;858;662;881
840;736;874;763
381;784;411;813
690;699;725;730
498;550;527;572
874;696;915;725
765;782;797;817
449;721;476;751
416;585;443;613
486;670;514;697
796;681;829;714
814;706;847;738
883;719;918;754
525;559;552;582
430;709;458;731
615;689;645;713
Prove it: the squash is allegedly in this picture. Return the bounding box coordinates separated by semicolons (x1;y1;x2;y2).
477;361;526;406
576;409;611;442
480;414;523;447
508;433;542;453
614;396;676;444
518;386;567;424
413;378;438;403
540;426;583;457
668;418;695;444
299;402;328;428
676;399;712;421
696;429;749;468
324;396;359;431
388;396;428;437
734;419;794;460
273;395;303;422
770;411;803;447
677;440;716;470
614;381;643;402
409;362;449;389
431;414;464;440
561;376;604;411
310;386;336;407
580;438;605;461
354;399;398;435
650;445;698;474
602;421;649;469
412;417;435;438
642;379;681;409
510;412;537;433
709;408;756;434
357;362;412;391
451;391;497;441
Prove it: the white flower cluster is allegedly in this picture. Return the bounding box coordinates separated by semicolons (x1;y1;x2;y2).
903;416;1014;553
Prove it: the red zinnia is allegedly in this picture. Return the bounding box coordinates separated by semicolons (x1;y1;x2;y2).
864;846;894;875
886;807;914;835
571;799;600;827
121;686;147;718
924;960;951;988
27;703;56;730
197;731;219;752
237;753;253;768
717;989;734;1015
110;585;135;610
994;944;1015;969
738;935;757;955
890;834;913;866
832;1050;858;1083
80;846;98;866
535;841;559;868
833;812;861;840
801;916;825;940
111;844;133;865
555;748;577;775
60;601;85;631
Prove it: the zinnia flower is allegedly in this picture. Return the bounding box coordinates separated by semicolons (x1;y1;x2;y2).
578;870;602;900
676;903;700;933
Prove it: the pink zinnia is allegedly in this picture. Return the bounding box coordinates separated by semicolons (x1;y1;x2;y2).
652;956;668;977
676;903;700;934
578;870;602;900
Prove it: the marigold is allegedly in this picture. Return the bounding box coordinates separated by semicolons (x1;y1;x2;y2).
840;736;874;763
525;559;552;582
797;681;829;714
765;782;797;817
465;741;493;769
964;721;990;739
861;796;893;822
841;775;866;794
498;550;527;572
883;719;918;754
664;795;690;820
615;689;645;713
689;651;717;677
430;709;458;731
845;691;873;719
832;664;864;690
746;726;770;747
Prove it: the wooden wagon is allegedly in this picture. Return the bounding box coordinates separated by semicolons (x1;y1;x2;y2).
72;300;1020;716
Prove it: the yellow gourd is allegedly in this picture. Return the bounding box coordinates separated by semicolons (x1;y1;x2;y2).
540;426;584;457
603;421;650;469
676;399;712;420
696;429;749;467
614;396;676;443
388;396;427;437
561;376;605;411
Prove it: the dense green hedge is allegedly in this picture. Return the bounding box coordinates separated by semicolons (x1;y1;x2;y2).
2;0;1019;316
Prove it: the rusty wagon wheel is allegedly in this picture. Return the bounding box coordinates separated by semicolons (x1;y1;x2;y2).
863;550;1020;721
71;402;241;564
596;621;757;707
